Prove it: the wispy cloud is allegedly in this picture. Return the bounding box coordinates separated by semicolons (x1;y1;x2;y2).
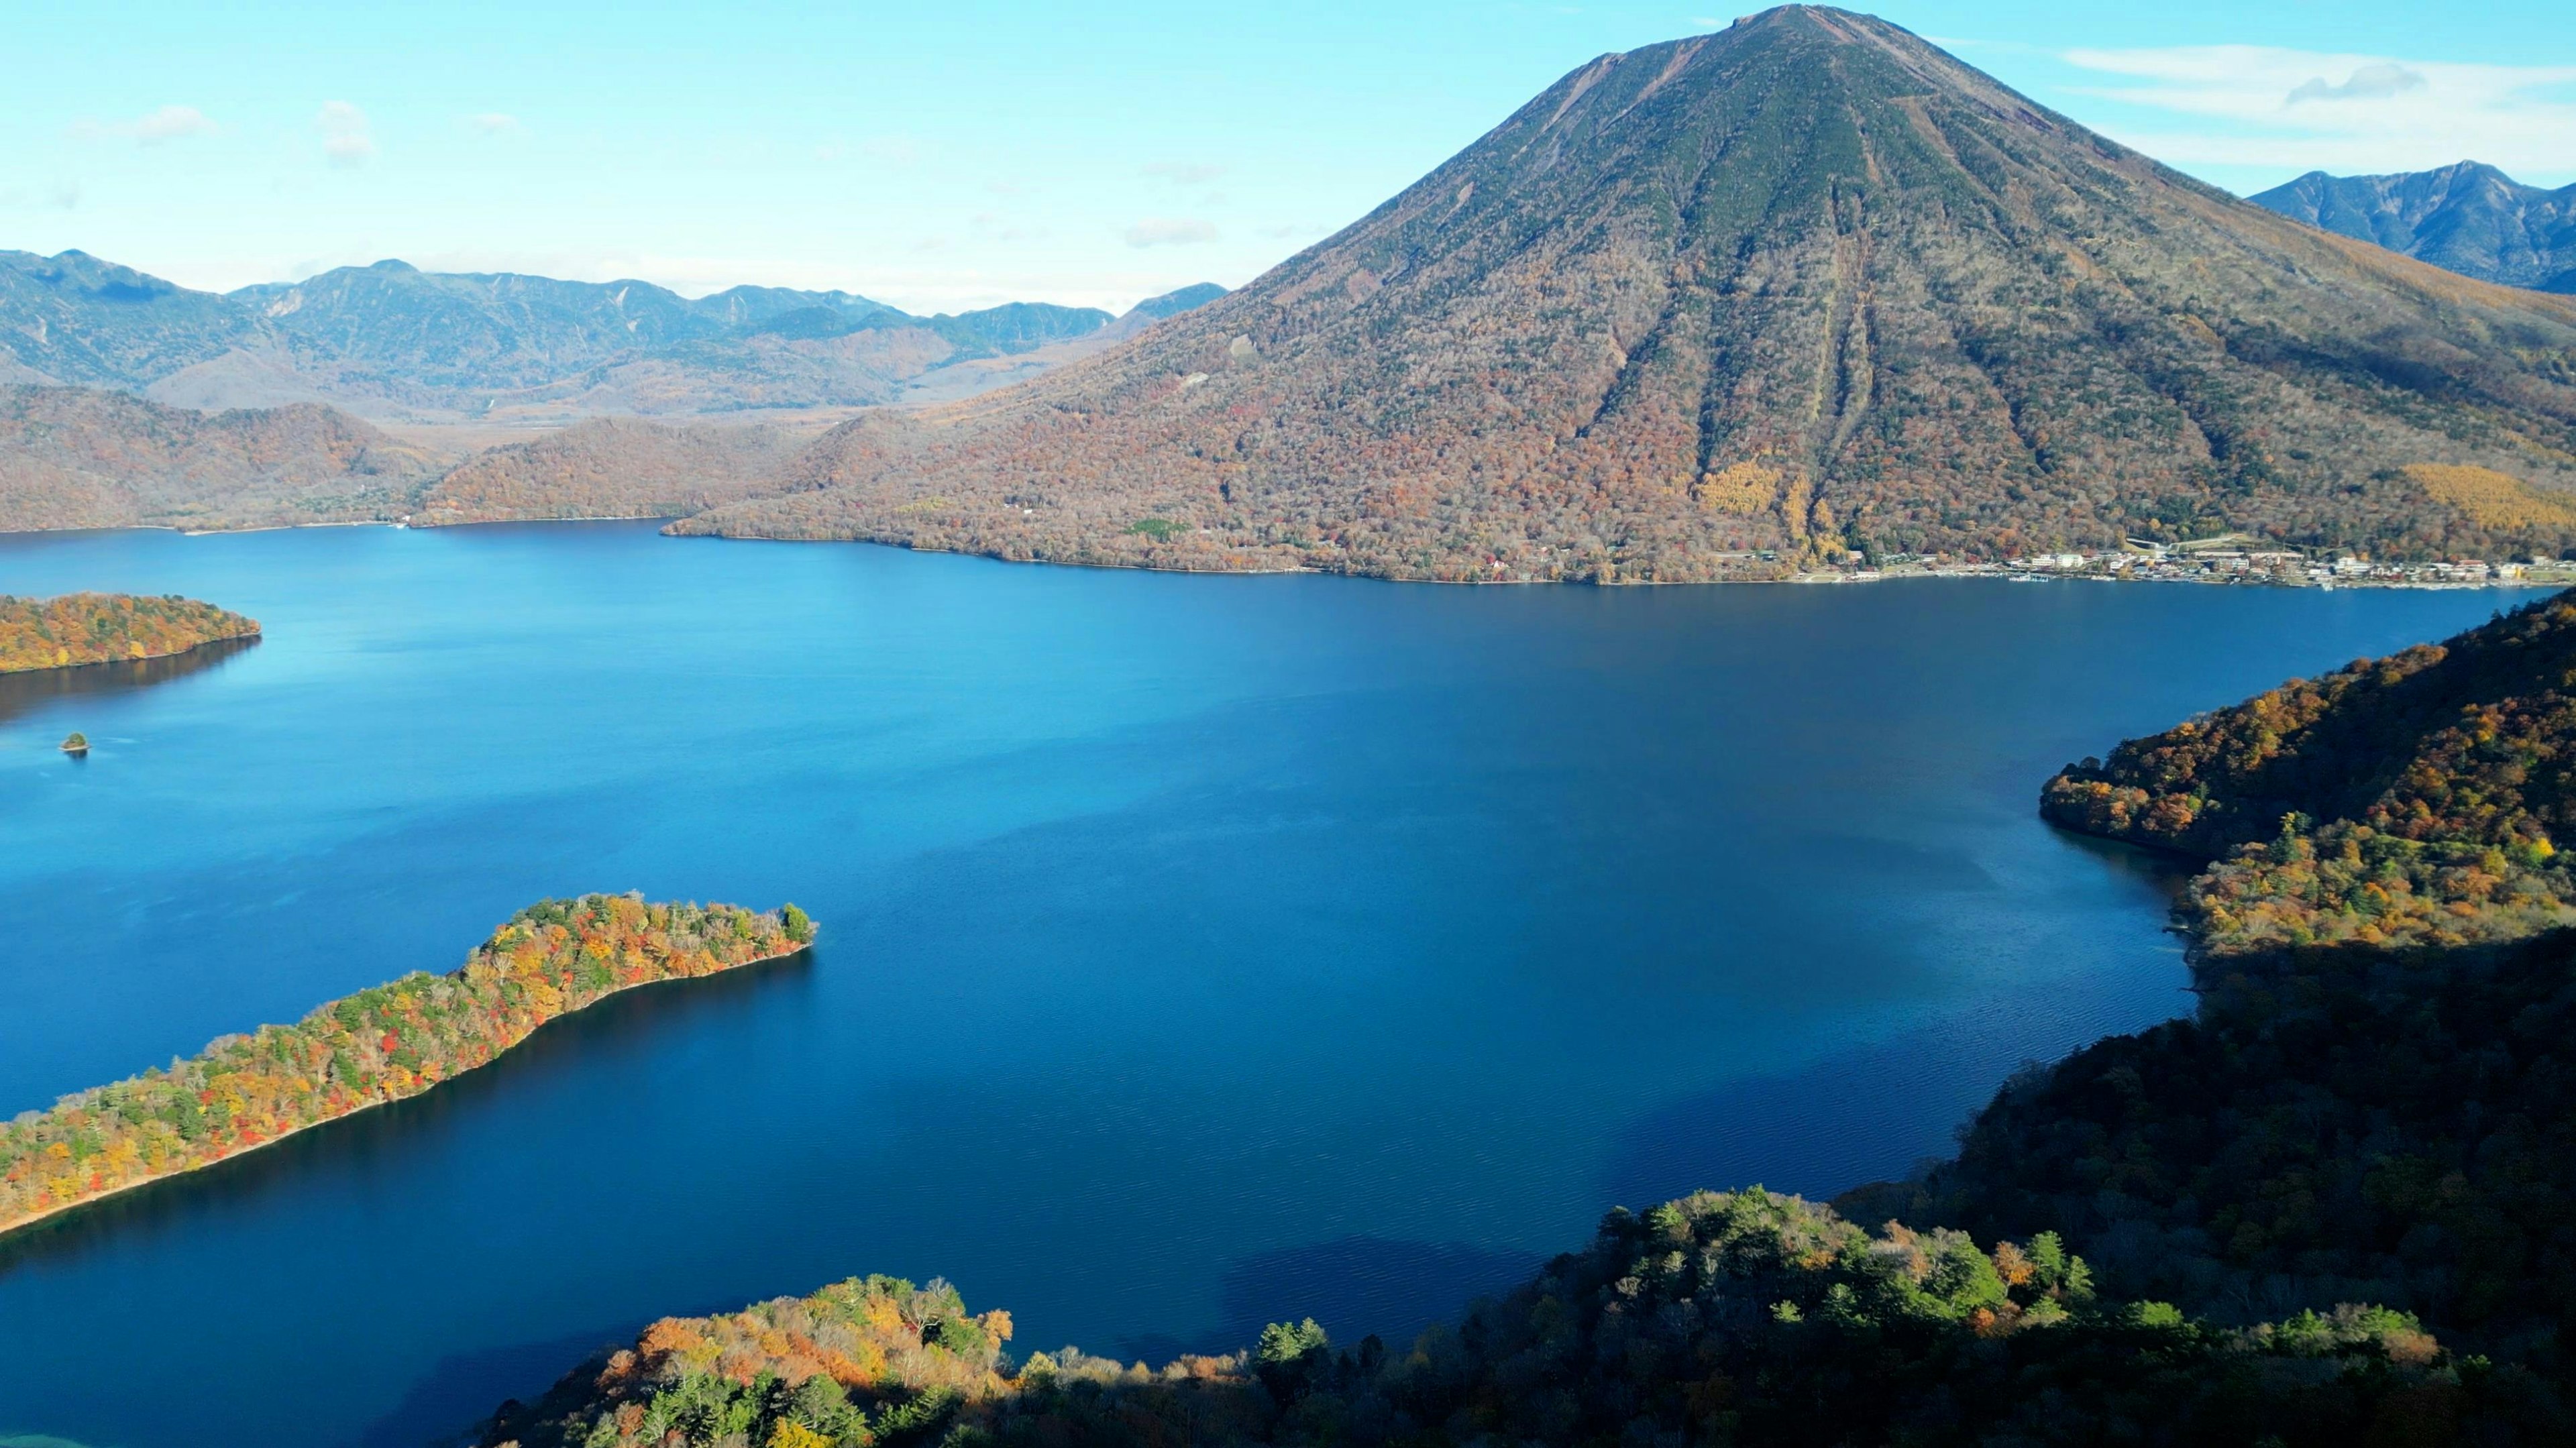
1143;161;1223;185
1124;217;1220;247
0;180;83;211
2285;63;2424;105
316;101;374;167
71;104;218;145
2060;45;2576;180
465;112;522;135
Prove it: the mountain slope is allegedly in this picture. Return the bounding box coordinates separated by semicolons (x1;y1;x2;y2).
0;250;264;388
678;6;2576;579
2253;162;2576;293
0;385;446;530
419;417;808;523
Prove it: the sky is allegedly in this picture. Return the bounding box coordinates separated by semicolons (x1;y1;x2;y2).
3;0;2572;315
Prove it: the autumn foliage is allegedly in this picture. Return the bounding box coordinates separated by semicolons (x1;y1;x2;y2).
487;1274;1023;1448
0;893;814;1238
483;1190;2538;1448
2042;590;2576;953
0;592;260;673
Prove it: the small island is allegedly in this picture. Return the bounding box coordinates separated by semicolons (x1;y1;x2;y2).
60;732;87;756
0;592;262;674
0;893;815;1240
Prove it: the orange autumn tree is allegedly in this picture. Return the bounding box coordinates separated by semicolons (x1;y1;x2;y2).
0;893;815;1237
0;593;260;673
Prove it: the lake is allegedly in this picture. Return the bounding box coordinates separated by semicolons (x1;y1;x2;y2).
0;523;2536;1447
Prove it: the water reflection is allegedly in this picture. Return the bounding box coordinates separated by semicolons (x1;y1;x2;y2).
0;636;257;728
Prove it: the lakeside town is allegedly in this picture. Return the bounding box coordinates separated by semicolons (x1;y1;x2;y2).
1818;535;2576;588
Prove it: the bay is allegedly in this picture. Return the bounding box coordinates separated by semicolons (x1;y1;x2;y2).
0;523;2534;1447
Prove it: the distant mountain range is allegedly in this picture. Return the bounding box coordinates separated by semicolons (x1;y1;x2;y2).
0;251;1224;419
2252;162;2576;294
672;7;2576;578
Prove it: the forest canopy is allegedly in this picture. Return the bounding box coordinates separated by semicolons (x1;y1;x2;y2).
482;1189;2539;1448
0;893;814;1239
2041;590;2576;954
0;592;259;673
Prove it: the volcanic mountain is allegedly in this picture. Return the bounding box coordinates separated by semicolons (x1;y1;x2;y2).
678;6;2576;580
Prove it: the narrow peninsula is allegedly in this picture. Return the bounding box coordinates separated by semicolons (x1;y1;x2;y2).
0;893;814;1240
0;592;261;673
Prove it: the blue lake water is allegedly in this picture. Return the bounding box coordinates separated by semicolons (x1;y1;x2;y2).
0;522;2539;1447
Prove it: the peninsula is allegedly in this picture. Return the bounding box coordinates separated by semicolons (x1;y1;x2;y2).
0;593;261;673
0;893;815;1241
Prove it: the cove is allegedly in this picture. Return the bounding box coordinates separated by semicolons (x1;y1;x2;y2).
0;522;2540;1448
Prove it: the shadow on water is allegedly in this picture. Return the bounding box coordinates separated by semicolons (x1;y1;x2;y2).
357;1325;643;1448
1590;846;2198;1215
0;947;813;1281
1115;1237;1549;1363
0;637;259;728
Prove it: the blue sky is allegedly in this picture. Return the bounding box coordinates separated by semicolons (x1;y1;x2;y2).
3;0;2571;313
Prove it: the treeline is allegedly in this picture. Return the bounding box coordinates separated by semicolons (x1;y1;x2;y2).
0;592;260;673
0;893;814;1237
486;1189;2546;1448
2041;590;2576;953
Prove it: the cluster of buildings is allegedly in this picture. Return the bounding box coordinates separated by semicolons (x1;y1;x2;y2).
1832;539;2576;589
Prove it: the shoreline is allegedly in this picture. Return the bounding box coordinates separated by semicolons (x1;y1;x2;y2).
0;938;813;1247
14;515;2568;591
0;630;261;679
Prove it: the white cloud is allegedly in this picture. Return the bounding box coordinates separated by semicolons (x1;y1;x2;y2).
2059;45;2576;180
1143;161;1223;184
465;112;521;135
316;101;374;167
1124;217;1219;247
71;104;218;145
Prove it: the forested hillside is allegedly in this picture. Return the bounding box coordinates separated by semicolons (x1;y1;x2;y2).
677;7;2576;579
2040;590;2576;953
0;594;258;673
484;1192;2546;1448
0;384;445;530
418;418;810;523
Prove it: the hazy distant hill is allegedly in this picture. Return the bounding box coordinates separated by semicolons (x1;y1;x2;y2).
678;7;2576;579
0;384;445;530
2252;162;2576;293
0;250;264;388
0;254;1221;420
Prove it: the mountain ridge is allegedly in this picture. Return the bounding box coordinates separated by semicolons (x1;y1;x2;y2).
2251;162;2576;294
0;251;1226;419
